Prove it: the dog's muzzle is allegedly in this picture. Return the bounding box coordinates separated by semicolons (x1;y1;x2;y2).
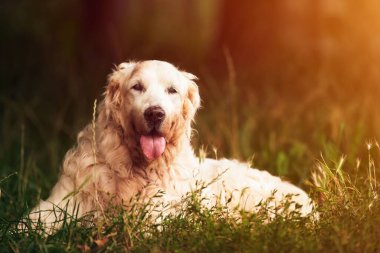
140;106;166;160
144;106;165;130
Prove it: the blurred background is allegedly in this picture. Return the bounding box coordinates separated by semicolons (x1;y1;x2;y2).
1;0;380;198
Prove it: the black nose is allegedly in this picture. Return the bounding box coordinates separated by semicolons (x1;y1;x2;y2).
144;106;166;126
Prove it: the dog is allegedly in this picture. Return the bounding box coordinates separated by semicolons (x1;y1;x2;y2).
25;60;314;232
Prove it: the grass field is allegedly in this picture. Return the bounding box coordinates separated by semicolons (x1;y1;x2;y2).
2;1;380;252
1;63;380;252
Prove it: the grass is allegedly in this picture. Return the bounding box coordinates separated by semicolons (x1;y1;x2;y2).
0;150;379;253
1;63;380;252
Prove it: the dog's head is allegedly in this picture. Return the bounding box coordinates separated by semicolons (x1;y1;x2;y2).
104;60;200;161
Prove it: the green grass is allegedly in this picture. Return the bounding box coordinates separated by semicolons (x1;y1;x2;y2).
0;149;379;253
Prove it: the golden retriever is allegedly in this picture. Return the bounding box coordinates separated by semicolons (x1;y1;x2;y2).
26;60;314;232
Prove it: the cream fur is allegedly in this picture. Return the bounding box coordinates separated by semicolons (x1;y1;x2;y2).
26;60;314;233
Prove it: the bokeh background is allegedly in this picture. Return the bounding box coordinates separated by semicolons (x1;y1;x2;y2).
1;0;380;197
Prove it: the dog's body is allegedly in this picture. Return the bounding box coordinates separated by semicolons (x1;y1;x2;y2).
28;60;314;231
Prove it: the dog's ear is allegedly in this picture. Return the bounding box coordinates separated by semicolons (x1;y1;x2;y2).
182;71;198;82
182;71;201;120
104;62;136;119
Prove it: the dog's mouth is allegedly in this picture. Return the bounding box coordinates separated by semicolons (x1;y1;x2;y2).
139;130;166;160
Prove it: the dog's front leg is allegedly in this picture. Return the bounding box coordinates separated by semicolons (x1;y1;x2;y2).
22;175;79;234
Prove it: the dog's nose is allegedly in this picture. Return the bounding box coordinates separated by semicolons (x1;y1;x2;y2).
144;106;166;126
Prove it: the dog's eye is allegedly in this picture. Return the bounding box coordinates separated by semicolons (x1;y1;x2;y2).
131;83;144;92
167;87;177;94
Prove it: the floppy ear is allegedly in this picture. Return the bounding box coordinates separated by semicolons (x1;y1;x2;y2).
104;62;136;120
182;71;201;120
181;71;198;82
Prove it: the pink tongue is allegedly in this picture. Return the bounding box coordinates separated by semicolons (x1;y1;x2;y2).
140;135;166;160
